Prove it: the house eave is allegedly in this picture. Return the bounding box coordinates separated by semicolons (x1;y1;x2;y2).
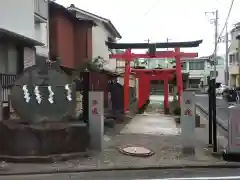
68;6;121;39
0;28;43;47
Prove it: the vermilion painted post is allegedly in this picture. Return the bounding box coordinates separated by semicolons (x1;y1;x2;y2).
138;76;144;108
123;49;132;113
142;75;148;104
175;48;183;105
164;79;169;110
146;78;150;102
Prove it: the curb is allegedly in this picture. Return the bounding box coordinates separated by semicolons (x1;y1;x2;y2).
195;103;228;132
1;163;240;176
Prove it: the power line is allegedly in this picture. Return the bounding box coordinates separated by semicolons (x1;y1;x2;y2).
218;0;235;41
143;0;160;17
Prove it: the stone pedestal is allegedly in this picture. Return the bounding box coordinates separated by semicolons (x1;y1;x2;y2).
0;120;90;161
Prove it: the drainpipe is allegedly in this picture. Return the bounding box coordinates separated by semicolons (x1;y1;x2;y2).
236;34;240;86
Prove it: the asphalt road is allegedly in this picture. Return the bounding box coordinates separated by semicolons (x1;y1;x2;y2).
1;168;240;180
195;94;230;130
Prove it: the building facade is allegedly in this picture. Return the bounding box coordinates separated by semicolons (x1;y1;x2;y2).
67;4;121;72
146;56;225;88
0;0;49;103
49;1;93;71
34;0;49;62
0;0;49;73
229;22;240;87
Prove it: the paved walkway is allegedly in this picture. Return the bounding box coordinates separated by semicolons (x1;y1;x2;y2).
150;95;174;103
0;111;226;175
121;114;180;135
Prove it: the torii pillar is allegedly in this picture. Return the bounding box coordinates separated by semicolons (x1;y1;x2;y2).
175;48;183;104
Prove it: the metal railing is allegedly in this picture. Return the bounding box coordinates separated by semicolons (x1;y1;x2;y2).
0;74;16;102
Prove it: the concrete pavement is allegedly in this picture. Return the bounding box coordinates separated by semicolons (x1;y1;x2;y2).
2;168;240;180
0;94;236;178
0;105;224;176
195;94;230;130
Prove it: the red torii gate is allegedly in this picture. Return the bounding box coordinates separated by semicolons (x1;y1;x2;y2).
110;48;199;113
132;68;175;111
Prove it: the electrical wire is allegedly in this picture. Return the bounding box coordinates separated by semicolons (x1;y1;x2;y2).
143;0;160;17
218;0;235;41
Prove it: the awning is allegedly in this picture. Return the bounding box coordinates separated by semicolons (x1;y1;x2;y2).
0;28;43;47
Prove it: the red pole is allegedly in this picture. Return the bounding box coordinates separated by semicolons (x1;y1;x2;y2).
146;78;150;102
124;61;130;113
142;76;148;104
164;79;169;110
138;76;144;108
175;48;183;105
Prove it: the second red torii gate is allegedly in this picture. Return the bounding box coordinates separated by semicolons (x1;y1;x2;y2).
110;49;198;113
132;68;175;112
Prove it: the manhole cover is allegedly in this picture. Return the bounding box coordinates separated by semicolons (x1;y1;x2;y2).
119;146;154;157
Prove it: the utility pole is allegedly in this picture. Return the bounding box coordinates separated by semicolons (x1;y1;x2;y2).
237;34;240;86
225;23;229;86
212;9;218;153
145;38;150;44
144;38;151;68
166;38;170;50
205;9;218;153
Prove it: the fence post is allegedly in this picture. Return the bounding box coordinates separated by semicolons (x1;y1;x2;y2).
208;77;213;146
0;85;3;121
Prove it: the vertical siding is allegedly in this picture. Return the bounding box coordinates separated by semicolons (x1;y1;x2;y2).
49;7;93;69
49;11;58;59
56;13;75;68
89;72;109;107
75;23;92;67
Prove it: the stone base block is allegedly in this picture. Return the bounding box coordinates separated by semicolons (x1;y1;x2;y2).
0;120;90;161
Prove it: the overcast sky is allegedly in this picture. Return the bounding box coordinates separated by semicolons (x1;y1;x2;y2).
56;0;240;56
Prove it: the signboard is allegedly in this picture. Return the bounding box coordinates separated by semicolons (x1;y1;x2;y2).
228;105;240;153
181;91;196;154
88;91;104;151
24;47;36;69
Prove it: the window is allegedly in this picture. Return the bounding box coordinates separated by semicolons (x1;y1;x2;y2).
189;79;200;88
229;54;233;64
189;61;205;70
181;62;187;70
210;71;218;77
236;52;239;63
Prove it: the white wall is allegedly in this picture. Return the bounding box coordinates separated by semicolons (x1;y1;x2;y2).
0;0;35;39
216;62;225;84
0;43;18;74
73;10;118;71
35;22;49;57
92;22;117;71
